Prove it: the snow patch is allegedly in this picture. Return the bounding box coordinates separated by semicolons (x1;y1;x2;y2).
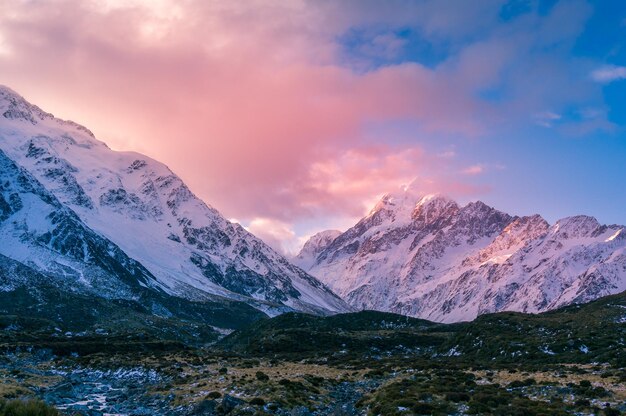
606;228;622;242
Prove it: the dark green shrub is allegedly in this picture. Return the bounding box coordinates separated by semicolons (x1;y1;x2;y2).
412;403;435;414
249;397;265;406
445;392;470;402
603;407;620;416
240;359;260;368
364;369;385;378
393;398;416;408
469;392;508;408
417;392;432;401
508;378;536;388
574;399;590;407
303;374;324;386
255;371;269;382
589;386;609;398
207;391;222;399
0;398;60;416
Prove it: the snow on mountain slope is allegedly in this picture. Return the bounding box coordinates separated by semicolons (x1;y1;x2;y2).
303;186;626;322
0;148;153;299
0;85;349;316
292;230;341;270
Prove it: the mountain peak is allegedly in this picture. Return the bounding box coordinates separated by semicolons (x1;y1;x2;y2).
505;214;549;234
552;215;601;238
415;194;457;211
411;194;459;226
0;85;21;99
293;230;342;270
0;85;96;139
0;85;53;125
462;200;492;213
298;230;342;256
369;185;454;223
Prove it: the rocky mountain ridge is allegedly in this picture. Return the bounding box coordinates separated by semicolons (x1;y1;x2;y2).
299;189;626;322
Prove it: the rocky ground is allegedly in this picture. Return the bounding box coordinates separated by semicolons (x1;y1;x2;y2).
1;346;625;415
0;348;384;415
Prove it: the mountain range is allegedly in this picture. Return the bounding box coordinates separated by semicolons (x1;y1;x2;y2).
0;85;348;337
1;84;625;333
295;189;626;322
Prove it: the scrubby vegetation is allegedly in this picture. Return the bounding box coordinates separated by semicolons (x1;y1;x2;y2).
0;398;59;416
0;291;623;414
357;369;622;416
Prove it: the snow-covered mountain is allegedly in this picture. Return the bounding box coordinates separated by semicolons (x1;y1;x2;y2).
293;230;341;271
302;187;626;322
0;85;349;325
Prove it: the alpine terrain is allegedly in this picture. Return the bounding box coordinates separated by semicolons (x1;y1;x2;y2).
292;230;342;271
0;85;349;336
297;187;626;322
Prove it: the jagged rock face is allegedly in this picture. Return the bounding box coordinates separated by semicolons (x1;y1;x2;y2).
0;149;154;300
0;85;349;319
304;189;626;322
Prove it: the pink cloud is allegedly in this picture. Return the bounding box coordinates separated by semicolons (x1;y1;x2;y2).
0;0;604;234
245;218;298;255
462;165;485;176
0;1;484;218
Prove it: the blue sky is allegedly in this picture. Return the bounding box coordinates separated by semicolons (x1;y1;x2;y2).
332;0;626;227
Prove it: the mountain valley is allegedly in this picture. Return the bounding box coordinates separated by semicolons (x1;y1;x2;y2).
0;86;624;415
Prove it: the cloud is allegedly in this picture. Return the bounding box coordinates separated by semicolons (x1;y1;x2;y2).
533;111;562;128
356;32;408;60
591;66;626;83
0;30;11;56
0;0;608;236
558;117;617;137
437;148;456;159
461;163;507;176
245;218;299;256
579;107;604;120
0;0;485;219
462;164;485;176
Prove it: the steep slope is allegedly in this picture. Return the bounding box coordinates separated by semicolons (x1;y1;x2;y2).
304;187;626;322
0;148;153;298
292;229;341;270
0;85;348;318
0;253;261;344
0;149;265;338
